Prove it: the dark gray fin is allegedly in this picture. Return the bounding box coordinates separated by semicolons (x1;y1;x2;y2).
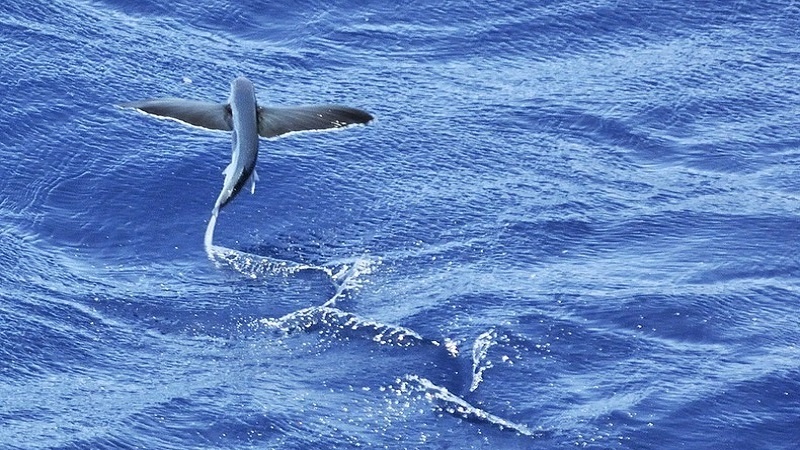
257;105;373;138
119;98;233;131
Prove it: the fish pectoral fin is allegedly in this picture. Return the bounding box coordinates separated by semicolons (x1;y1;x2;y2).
222;162;235;177
119;98;233;131
257;105;373;138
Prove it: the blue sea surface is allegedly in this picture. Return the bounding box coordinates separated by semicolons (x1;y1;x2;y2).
2;0;799;448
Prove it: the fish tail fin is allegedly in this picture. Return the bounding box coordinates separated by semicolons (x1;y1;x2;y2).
250;169;259;194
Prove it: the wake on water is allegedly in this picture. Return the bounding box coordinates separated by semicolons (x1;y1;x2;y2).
203;209;537;437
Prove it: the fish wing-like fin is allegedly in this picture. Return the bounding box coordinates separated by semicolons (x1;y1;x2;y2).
257;105;373;138
120;98;233;131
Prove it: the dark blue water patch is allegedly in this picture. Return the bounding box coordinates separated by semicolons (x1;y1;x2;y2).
317;0;780;63
51;435;157;450
43;383;294;449
676;140;798;174
498;217;597;262
86;0;171;17
116;393;292;450
516;212;800;266
635;368;800;450
0;237;128;380
76;267;337;338
0;293;97;379
0;2;101;40
689;256;800;285
521;102;680;167
573;292;733;345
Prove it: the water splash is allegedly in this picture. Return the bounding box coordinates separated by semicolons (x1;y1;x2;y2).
323;257;379;308
470;328;498;392
400;375;539;437
203;210;336;279
256;306;428;347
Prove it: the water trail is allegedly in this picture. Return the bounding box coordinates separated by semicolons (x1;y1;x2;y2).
401;375;539;437
257;305;430;347
203;209;533;436
203;209;337;279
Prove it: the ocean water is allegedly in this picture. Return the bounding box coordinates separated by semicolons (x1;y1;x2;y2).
1;0;799;448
